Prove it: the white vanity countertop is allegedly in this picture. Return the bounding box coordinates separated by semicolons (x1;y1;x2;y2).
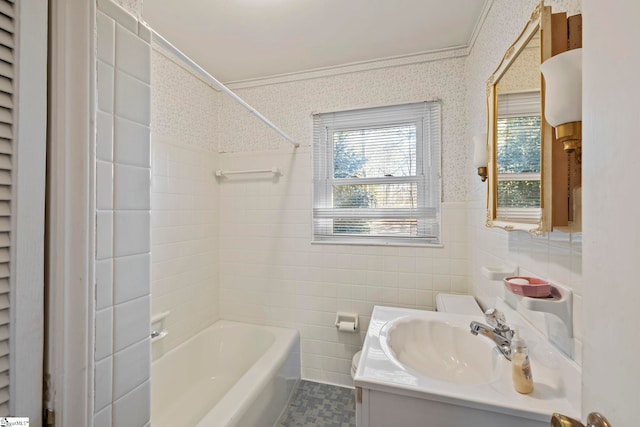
354;304;581;423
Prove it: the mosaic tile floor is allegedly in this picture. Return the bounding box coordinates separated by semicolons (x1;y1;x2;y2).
277;380;356;427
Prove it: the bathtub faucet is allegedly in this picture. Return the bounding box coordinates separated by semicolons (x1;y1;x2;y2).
469;308;514;361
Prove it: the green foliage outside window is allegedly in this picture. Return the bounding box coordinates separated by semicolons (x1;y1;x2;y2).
497;115;541;208
497;180;541;208
333;140;374;233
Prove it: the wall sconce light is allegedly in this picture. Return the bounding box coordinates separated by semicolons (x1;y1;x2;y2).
541;48;582;153
473;133;488;182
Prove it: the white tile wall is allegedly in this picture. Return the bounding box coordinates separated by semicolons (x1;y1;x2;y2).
214;51;471;386
113;339;150;400
95;308;113;361
97;111;114;162
96;161;114;210
113;296;151;351
95;2;152;426
114;164;151;210
113;381;151;427
115;117;150;167
116;23;151;83
114;211;151;257
97;0;138;33
465;0;584;362
150;44;220;356
97;10;115;65
94;406;112;427
109;0;143;19
218;149;469;386
94;357;113;411
115;70;151;124
97;62;114;114
96;211;113;260
114;253;151;304
96;259;114;310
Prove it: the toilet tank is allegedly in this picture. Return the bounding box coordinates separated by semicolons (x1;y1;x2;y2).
435;294;483;316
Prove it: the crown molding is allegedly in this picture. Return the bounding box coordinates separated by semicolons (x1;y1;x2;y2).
151;0;495;91
467;0;495;54
225;46;469;90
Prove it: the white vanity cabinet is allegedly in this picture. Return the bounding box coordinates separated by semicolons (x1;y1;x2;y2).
356;386;548;427
354;305;580;427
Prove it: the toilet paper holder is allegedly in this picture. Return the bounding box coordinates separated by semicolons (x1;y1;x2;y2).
335;312;359;332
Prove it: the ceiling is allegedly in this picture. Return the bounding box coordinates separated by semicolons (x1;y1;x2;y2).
142;0;489;83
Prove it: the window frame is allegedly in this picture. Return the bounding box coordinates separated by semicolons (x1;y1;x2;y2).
312;101;441;246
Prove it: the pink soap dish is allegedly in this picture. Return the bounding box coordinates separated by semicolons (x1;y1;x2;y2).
503;276;552;298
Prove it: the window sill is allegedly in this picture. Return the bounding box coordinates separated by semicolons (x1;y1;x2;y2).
311;239;443;248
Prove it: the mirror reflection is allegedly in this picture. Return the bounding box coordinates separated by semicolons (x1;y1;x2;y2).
494;31;541;221
486;4;554;234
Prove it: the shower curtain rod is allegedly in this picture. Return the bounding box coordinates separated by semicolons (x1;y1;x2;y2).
151;31;300;148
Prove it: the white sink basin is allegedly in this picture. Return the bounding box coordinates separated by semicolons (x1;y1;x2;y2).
355;305;582;426
383;316;501;385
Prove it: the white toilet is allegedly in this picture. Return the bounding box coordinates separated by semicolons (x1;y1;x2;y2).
351;351;361;379
435;293;483;316
351;294;481;381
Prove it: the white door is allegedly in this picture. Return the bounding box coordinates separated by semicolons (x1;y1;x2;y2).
46;0;96;424
581;1;640;426
6;0;48;424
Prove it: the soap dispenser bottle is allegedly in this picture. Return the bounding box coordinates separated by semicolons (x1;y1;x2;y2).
511;328;533;394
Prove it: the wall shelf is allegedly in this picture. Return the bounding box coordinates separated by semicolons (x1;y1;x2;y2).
481;264;518;281
215;167;281;178
504;282;574;357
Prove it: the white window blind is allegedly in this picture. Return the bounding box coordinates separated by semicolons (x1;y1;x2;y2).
0;0;13;416
313;101;441;246
496;91;541;222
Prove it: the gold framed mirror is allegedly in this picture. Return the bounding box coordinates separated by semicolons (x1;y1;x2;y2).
486;4;554;234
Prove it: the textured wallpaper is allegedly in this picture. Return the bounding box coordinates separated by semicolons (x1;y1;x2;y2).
144;0;580;204
497;45;540;93
466;0;582;143
150;44;221;357
151;45;220;152
219;57;469;202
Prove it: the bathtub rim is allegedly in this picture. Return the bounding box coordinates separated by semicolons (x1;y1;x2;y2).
151;319;300;427
195;320;300;427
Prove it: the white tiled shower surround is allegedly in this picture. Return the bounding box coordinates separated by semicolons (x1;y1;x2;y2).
150;44;221;355
95;1;152;426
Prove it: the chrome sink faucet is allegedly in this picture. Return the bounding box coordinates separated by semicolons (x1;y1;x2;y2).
470;308;514;361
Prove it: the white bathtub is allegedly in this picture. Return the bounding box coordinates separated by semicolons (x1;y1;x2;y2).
151;320;300;427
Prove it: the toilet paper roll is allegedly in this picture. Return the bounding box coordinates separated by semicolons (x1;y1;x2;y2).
338;321;356;332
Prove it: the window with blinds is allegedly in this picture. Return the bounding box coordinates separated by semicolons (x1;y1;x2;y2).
0;0;12;416
313;102;441;245
496;91;541;221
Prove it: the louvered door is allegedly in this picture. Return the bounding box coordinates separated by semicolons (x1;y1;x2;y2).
0;0;14;415
0;0;47;421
